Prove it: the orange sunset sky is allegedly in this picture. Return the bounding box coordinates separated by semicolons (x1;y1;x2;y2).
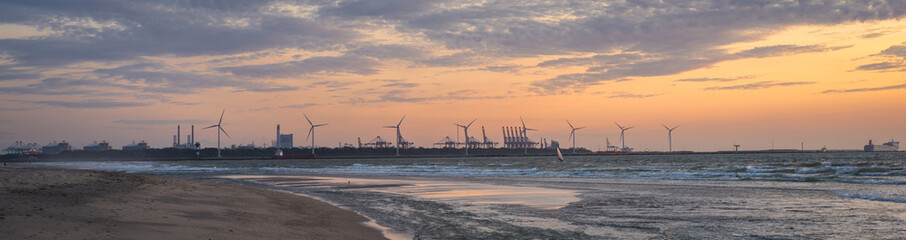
1;1;904;152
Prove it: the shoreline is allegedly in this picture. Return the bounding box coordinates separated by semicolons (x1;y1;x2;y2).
3;149;884;162
0;167;387;240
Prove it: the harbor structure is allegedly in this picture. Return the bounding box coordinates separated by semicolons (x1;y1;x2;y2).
501;126;538;150
4;141;41;155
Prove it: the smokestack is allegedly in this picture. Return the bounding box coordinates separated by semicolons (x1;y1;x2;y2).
177;125;181;146
173;135;177;147
191;125;195;149
276;124;281;150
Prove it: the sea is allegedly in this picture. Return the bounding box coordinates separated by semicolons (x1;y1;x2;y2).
22;152;906;239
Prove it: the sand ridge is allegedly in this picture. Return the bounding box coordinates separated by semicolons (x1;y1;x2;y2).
0;167;386;239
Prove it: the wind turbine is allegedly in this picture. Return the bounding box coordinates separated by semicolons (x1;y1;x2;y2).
455;119;477;156
520;117;537;154
614;122;633;152
383;115;406;156
566;119;586;153
203;109;230;158
662;124;679;152
304;114;328;155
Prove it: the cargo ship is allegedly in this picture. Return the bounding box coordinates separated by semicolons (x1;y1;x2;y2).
864;139;899;152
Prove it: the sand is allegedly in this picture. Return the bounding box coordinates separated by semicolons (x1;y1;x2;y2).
0;167;386;240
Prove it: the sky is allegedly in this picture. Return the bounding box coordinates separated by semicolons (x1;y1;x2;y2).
1;0;905;152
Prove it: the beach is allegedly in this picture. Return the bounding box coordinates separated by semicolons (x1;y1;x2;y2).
9;152;906;239
0;167;386;240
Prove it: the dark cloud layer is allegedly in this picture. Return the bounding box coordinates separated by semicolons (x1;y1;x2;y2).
0;0;904;105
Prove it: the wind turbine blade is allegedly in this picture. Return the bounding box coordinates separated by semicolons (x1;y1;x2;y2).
219;127;230;138
455;124;465;128
569;131;574;141
614;122;623;129
672;125;679;130
626;126;634;130
520;117;527;128
662;124;669;130
203;125;218;129
575;127;586;130
566;119;574;129
218;109;225;125
466;118;476;128
306;127;313;141
397;115;406;127
383;126;397;128
303;114;313;126
314;124;328;127
525;128;537;131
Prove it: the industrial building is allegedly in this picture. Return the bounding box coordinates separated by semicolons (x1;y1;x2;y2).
172;125;196;149
83;141;112;151
276;124;293;149
123;141;149;151
42;141;72;154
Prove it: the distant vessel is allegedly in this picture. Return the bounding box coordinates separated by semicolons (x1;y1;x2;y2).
272;149;315;159
864;139;899;152
272;154;315;159
556;148;564;162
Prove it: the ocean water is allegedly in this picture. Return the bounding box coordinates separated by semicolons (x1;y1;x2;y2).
23;152;906;239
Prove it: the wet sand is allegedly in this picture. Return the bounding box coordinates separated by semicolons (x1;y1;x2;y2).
0;167;386;240
223;173;906;239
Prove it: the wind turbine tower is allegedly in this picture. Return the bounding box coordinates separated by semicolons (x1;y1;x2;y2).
304;114;328;155
383;115;406;156
203;109;230;158
520;117;537;154
614;122;633;152
662;124;679;152
455;119;477;156
566;119;586;153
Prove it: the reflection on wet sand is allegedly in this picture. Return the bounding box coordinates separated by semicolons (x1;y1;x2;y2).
222;175;580;210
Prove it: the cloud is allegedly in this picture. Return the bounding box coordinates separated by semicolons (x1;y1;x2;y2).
380;79;420;88
343;89;504;105
854;62;905;71
0;1;358;68
318;0;440;19
0;65;40;81
114;119;205;125
31;99;152;109
704;81;815;91
607;92;660;99
218;55;381;78
822;82;906;94
676;76;755;82
471;65;526;74
280;103;321;109
532;44;843;93
733;45;850;58
854;43;906;72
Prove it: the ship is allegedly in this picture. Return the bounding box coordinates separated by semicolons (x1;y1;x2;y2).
596;137;633;155
272;149;315;159
864;139;899;152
